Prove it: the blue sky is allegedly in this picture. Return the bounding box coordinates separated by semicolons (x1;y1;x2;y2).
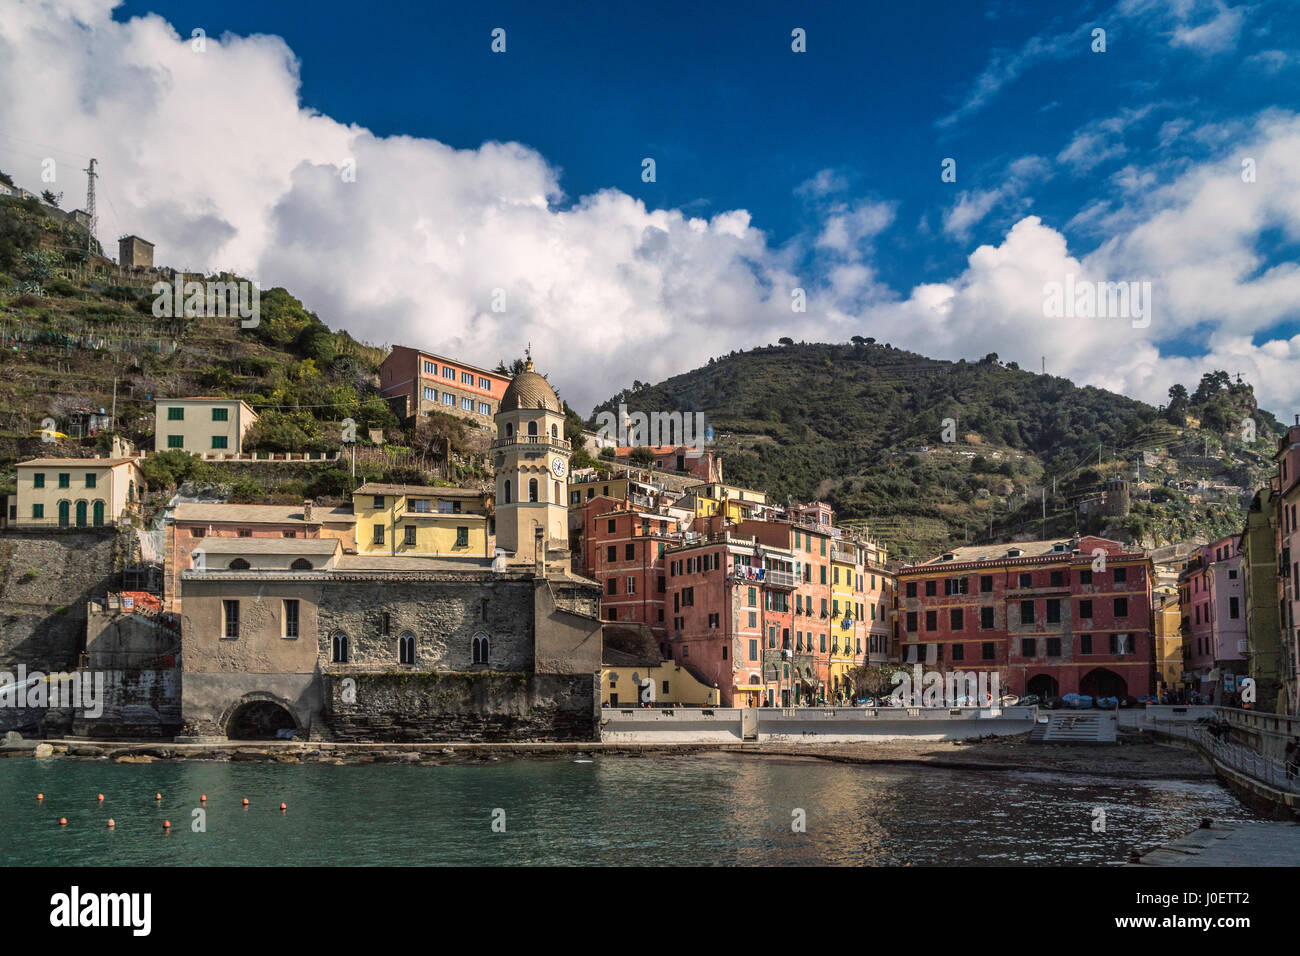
108;0;1293;297
3;0;1298;412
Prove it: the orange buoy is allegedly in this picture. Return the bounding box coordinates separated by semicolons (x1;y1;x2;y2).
107;819;115;828
162;820;171;829
37;793;43;801
97;793;104;802
242;798;249;806
200;794;207;802
58;817;67;826
154;793;162;801
279;802;286;811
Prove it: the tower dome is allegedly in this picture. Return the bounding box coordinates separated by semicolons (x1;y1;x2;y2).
499;360;561;413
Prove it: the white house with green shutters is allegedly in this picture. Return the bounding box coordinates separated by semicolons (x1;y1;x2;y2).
153;397;259;457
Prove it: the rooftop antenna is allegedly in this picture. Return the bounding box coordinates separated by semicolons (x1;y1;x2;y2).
83;158;97;257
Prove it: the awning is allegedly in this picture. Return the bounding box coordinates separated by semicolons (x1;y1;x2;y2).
734;684;766;691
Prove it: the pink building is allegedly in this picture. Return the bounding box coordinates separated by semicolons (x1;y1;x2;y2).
1178;535;1246;701
1273;423;1300;711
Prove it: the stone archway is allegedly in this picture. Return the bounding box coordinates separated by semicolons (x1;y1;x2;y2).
222;692;300;740
1079;668;1127;699
1027;673;1059;698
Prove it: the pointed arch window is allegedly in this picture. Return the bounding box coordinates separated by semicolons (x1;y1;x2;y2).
398;633;416;664
332;633;350;663
472;634;490;665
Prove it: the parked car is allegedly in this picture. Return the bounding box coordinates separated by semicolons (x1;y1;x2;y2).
1042;695;1064;710
1015;694;1039;707
999;694;1021;706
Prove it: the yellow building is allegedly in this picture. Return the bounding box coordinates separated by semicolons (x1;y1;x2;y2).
354;482;490;558
681;482;767;523
154;397;258;456
567;476;632;507
1153;586;1183;694
492;360;571;561
602;647;720;706
12;456;145;527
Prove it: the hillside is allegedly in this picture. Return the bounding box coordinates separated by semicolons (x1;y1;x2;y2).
593;341;1283;559
0;192;500;502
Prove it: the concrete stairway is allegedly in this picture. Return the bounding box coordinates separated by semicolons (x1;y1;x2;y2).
1029;712;1117;743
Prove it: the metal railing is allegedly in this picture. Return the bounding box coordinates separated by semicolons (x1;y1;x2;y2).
1152;718;1300;794
491;434;571;451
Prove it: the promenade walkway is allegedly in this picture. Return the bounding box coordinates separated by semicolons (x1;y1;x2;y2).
1129;821;1300;866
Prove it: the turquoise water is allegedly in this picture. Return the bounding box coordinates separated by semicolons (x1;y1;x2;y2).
0;753;1257;865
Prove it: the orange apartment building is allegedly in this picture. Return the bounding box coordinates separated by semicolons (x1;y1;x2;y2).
379;346;511;430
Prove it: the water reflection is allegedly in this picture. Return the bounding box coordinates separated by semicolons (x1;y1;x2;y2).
0;753;1255;866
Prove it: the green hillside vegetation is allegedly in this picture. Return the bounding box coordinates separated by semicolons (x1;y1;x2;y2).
593;341;1282;559
0;193;492;499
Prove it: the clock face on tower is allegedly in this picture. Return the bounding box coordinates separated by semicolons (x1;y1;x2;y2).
550;457;566;478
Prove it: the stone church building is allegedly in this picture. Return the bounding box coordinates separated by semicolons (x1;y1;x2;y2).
178;362;604;741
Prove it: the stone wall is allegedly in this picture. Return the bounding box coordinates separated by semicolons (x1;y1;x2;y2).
0;529;120;669
322;670;599;741
71;668;181;738
317;578;535;671
0;668;182;738
179;672;320;739
86;603;178;668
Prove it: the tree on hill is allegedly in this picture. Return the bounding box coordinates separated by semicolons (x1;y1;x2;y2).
1165;383;1189;425
1192;370;1231;405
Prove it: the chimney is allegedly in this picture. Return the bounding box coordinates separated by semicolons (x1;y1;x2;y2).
303;499;313;521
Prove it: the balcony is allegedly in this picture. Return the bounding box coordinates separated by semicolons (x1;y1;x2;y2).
491;434;571;452
728;567;795;590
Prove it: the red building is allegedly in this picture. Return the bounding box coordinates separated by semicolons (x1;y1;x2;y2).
588;502;682;640
895;536;1155;699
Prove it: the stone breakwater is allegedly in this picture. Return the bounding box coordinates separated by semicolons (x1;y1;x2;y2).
0;733;1218;778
